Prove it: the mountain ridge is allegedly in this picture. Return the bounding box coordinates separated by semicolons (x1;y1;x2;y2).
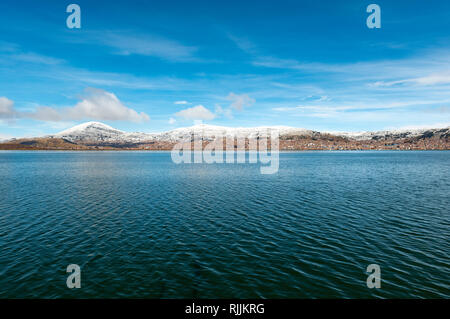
1;121;449;150
48;121;450;142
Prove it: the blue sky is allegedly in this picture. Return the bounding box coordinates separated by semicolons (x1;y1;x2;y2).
1;0;450;138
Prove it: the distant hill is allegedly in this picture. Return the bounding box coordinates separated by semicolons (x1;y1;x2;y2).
0;138;91;150
0;121;449;150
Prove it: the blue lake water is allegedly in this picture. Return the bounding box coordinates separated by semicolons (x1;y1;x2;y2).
0;151;449;298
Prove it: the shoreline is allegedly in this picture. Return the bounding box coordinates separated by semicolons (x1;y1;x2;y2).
0;149;449;152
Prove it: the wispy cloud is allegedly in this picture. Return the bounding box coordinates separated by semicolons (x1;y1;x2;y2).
273;99;450;113
253;49;450;86
174;100;190;105
91;31;198;62
0;43;65;65
227;33;257;54
373;72;450;87
384;123;450;131
9;52;64;65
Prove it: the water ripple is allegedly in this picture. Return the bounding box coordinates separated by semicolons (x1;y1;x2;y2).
0;151;448;298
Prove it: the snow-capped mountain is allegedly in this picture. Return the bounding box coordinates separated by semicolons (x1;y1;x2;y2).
52;122;124;141
48;121;449;144
333;127;450;141
50;122;314;143
156;124;314;142
50;122;157;143
2;121;448;151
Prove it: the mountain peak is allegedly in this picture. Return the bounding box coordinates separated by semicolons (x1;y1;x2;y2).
55;121;121;135
52;121;125;142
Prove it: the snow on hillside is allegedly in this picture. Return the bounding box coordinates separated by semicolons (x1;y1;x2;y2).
49;121;450;143
51;121;157;143
51;122;313;143
333;127;449;141
52;122;125;142
158;124;313;141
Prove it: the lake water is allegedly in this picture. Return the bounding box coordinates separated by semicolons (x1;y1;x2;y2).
0;151;449;298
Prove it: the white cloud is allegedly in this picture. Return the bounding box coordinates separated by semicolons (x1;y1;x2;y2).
317;95;331;102
175;105;215;120
179;93;255;121
0;97;16;118
37;88;149;122
174;100;189;105
215;104;233;119
0;133;12;142
226;92;255;110
0;89;150;123
169;117;176;124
